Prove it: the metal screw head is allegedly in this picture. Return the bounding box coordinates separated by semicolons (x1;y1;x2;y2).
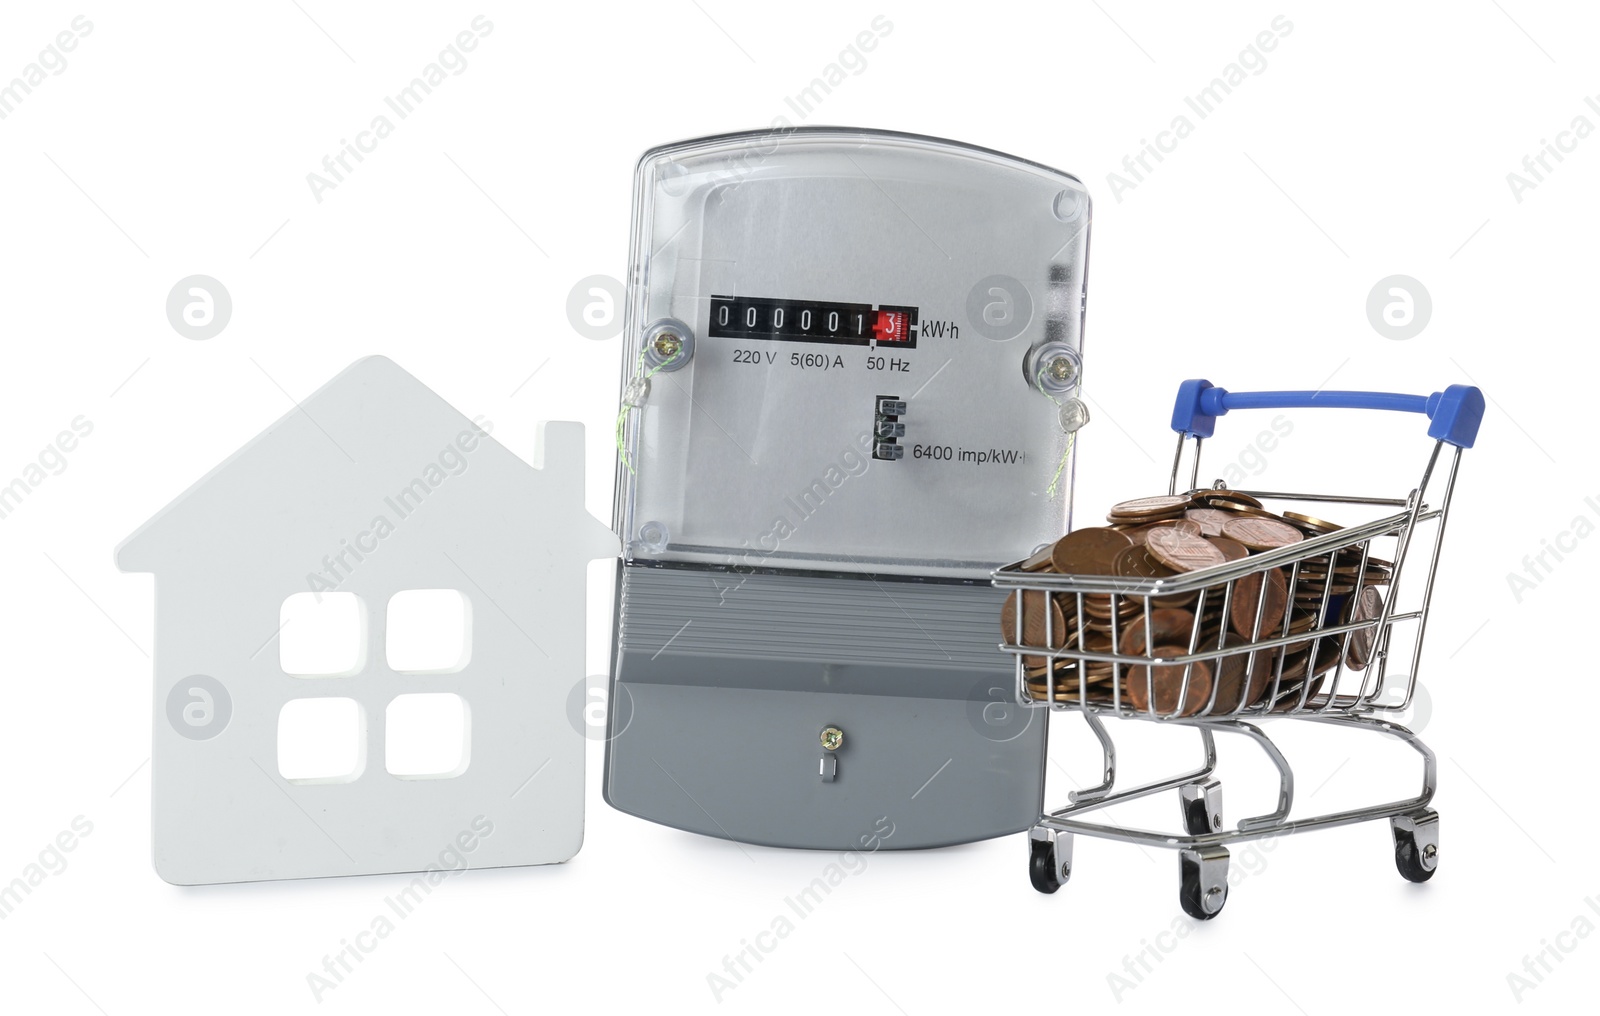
652;331;683;359
1024;342;1080;395
820;726;844;751
1045;355;1077;385
1423;843;1438;861
641;317;693;372
1058;397;1090;434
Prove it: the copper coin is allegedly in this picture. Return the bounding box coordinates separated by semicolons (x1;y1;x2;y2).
1229;567;1288;639
1114;543;1169;580
1184;508;1234;537
1051;527;1135;576
1024;646;1078;675
1082;601;1140;622
1145;528;1227;573
1220;517;1305;551
1121;609;1199;654
1001;590;1067;669
1079;628;1114;653
1125;646;1214;718
1344;586;1385;671
1205;500;1282;521
1277;643;1339;685
1269;674;1326;713
1108;512;1187;526
1283;510;1343;535
1307;642;1343;679
1210;635;1276;713
1298;564;1362;581
1127;519;1203;545
1029;681;1116;707
1282;612;1320;649
1114;544;1198;607
1026;670;1096;693
1110;495;1192;517
1019;543;1057;572
1206;536;1252;562
1122;526;1156;546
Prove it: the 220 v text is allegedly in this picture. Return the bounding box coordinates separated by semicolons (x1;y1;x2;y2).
730;349;844;370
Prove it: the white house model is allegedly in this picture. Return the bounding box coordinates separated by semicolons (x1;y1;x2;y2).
117;356;616;884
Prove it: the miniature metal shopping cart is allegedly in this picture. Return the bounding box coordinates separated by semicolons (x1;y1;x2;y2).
994;380;1485;918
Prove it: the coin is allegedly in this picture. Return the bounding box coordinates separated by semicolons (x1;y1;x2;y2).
1344;586;1385;671
1108;510;1187;525
1128;518;1203;543
1114;543;1169;580
1229;566;1288;639
1221;517;1305;551
1207;503;1284;523
1024;651;1079;671
1125;646;1214;718
1210;635;1277;713
1081;598;1140;620
1111;495;1192;517
1028;681;1117;707
1001;590;1067;669
1269;674;1327;713
1300;583;1358;598
1283;510;1343;535
1110;544;1196;608
1206;536;1252;562
1051;527;1135;575
1184;508;1234;537
1284;611;1321;639
1079;628;1114;653
1145;528;1227;573
1122;609;1199;654
1019;543;1057;572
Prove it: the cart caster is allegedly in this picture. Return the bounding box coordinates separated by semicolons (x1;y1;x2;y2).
1179;846;1229;920
1028;829;1072;895
1179;779;1224;836
1391;809;1439;883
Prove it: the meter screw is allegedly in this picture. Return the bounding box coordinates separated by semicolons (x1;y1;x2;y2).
1058;398;1090;434
1025;342;1082;396
819;726;844;783
642;317;694;372
653;332;683;359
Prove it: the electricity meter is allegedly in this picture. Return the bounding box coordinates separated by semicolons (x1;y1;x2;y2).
605;127;1090;849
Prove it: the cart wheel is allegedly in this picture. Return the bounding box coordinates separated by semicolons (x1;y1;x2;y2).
1179;846;1229;920
1391;809;1439;883
1179;780;1224;836
1028;831;1071;895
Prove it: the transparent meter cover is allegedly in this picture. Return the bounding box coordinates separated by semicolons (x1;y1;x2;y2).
616;127;1090;580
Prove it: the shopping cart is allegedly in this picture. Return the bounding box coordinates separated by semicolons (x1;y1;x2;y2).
994;379;1484;918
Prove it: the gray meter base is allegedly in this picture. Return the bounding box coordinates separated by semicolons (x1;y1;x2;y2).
603;565;1046;849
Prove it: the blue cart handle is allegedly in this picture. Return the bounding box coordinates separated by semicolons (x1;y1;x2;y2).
1170;380;1486;449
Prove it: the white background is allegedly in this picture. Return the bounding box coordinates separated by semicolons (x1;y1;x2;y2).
1;1;1596;1012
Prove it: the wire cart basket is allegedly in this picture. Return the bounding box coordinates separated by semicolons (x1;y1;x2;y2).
994;380;1485;918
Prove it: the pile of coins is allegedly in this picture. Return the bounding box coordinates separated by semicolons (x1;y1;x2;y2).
1001;490;1393;717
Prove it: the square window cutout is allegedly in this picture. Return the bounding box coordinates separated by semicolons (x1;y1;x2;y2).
386;693;469;778
279;591;364;676
385;589;470;673
277;698;364;782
